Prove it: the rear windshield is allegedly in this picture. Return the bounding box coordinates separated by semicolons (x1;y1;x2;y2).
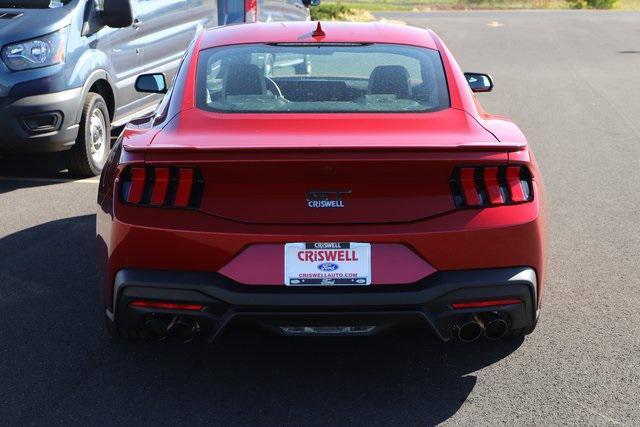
196;43;450;113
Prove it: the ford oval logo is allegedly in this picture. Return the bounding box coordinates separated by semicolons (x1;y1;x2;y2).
318;263;339;272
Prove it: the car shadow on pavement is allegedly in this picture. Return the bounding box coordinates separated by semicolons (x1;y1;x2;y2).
0;153;70;179
0;128;122;193
0;215;523;425
0;153;79;195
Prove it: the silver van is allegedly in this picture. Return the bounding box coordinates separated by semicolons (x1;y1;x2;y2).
0;0;316;176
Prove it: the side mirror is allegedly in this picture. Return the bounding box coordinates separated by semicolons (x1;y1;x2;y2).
102;0;133;28
135;74;167;94
302;0;321;6
464;72;493;93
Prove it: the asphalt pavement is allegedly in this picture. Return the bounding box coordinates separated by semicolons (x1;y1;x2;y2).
1;10;639;425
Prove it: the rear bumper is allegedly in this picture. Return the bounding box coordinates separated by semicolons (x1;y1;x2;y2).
0;88;82;154
109;266;537;342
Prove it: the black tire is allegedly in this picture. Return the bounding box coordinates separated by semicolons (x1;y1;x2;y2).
64;92;111;177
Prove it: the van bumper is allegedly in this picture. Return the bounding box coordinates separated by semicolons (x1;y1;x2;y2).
0;87;82;154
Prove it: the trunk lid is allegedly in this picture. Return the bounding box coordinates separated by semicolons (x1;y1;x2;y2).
130;109;518;224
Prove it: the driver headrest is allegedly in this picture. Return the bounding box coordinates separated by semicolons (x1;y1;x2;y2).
368;65;411;98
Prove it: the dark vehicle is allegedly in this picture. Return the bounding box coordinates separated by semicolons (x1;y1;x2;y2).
0;0;315;176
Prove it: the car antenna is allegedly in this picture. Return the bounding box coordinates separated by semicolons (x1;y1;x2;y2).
312;22;326;38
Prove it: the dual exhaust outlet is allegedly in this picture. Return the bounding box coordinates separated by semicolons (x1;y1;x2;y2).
456;313;509;342
143;316;200;343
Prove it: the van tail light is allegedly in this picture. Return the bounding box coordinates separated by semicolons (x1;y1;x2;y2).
451;165;532;208
120;166;203;209
245;0;257;23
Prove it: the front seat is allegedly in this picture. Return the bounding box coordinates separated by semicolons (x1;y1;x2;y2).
368;65;411;99
223;63;266;97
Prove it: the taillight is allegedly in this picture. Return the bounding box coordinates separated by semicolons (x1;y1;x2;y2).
245;0;257;22
451;165;532;208
120;166;203;209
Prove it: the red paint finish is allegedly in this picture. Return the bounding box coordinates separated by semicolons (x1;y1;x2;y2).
218;244;436;286
98;22;547;317
199;22;439;52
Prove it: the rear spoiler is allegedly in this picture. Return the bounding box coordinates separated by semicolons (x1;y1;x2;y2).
123;141;528;153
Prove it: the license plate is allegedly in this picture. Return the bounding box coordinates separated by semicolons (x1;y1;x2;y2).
284;242;371;286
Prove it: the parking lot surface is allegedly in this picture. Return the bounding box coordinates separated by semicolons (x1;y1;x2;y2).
1;11;639;425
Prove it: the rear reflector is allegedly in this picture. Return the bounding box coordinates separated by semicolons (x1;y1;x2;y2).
451;165;532;208
120;166;203;209
130;300;204;311
451;299;521;309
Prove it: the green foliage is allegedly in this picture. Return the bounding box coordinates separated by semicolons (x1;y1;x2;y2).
310;3;353;20
565;0;616;7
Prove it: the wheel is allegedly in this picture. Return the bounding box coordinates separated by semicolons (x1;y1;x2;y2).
64;92;111;177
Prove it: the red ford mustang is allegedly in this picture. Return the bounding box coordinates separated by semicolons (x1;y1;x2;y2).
97;22;546;344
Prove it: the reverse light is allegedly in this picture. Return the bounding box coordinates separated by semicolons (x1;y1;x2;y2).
451;299;521;309
1;27;68;71
451;165;533;208
120;166;203;209
130;300;204;311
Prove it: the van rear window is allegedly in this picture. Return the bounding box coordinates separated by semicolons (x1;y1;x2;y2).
196;43;450;113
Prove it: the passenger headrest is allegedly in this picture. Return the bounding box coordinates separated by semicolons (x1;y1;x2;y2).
224;64;266;96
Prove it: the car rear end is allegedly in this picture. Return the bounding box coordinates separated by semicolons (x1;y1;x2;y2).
98;23;545;344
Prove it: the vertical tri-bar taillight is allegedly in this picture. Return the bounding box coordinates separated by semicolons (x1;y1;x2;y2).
245;0;257;23
120;166;203;209
451;165;533;208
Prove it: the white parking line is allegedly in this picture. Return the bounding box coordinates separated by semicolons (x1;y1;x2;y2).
0;176;100;184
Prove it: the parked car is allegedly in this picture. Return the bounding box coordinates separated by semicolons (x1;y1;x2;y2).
0;0;316;177
98;22;547;345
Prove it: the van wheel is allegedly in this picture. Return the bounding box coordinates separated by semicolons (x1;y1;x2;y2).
64;93;111;177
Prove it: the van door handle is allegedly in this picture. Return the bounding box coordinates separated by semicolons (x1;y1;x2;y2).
132;18;142;29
